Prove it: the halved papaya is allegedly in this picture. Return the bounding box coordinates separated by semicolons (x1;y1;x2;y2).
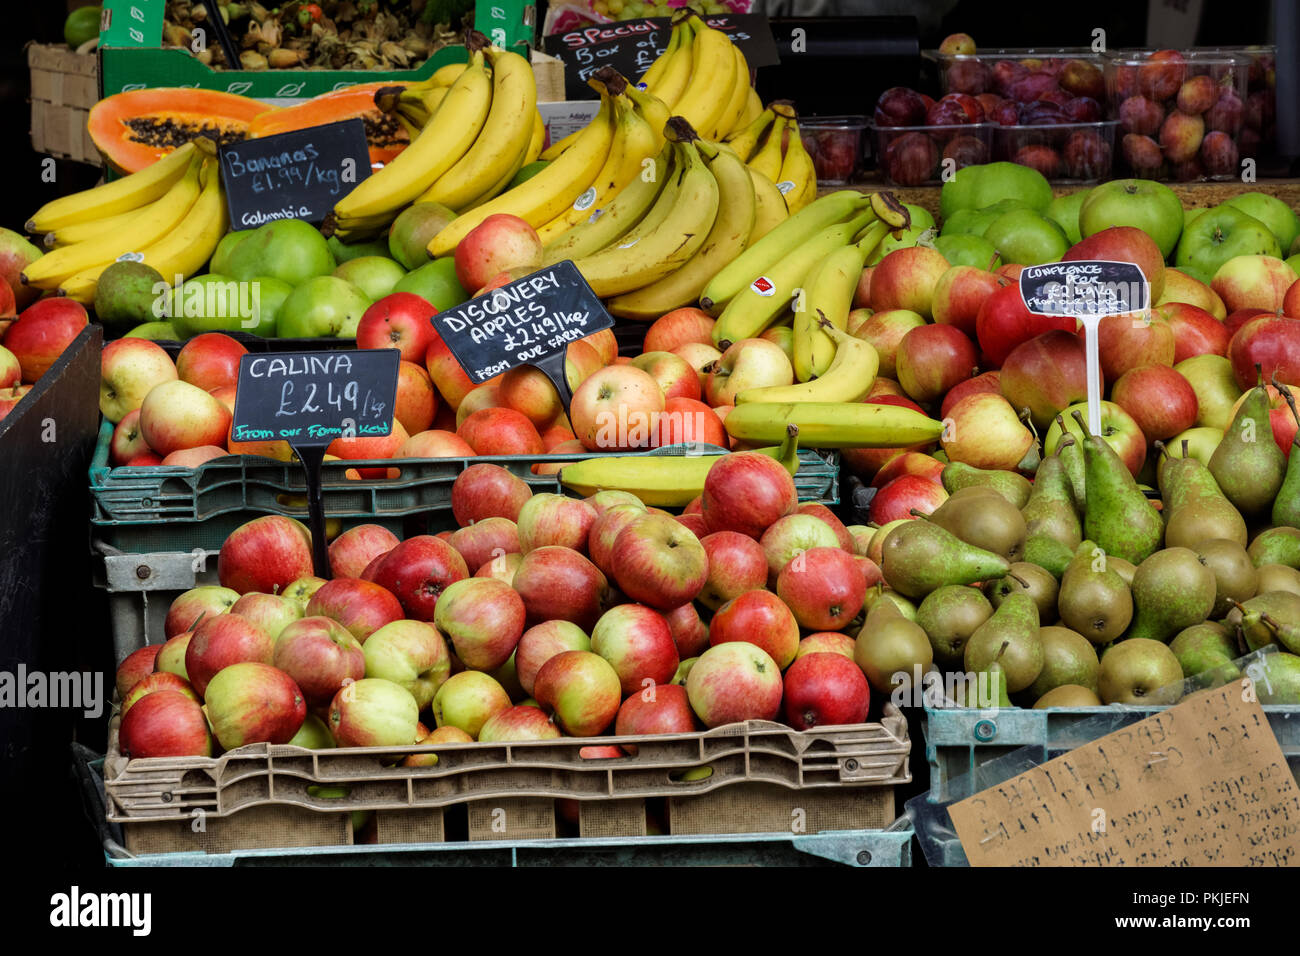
89;88;270;174
247;83;411;170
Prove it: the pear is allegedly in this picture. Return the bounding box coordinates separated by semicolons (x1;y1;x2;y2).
880;519;1011;599
963;592;1043;692
915;585;993;667
1023;535;1075;579
1158;444;1248;548
1194;539;1259;618
1072;410;1163;564
1026;625;1099;699
940;462;1032;509
1125;547;1217;643
1057;540;1134;645
1021;445;1082;554
984;562;1059;624
983;657;1015;709
1208;374;1286;517
1226;591;1300;652
1169;621;1239;681
1273;432;1300;528
1097;638;1184;704
1107;555;1137;587
854;597;933;693
1248;526;1300;569
1033;684;1101;707
1254;653;1300;705
1256;564;1300;597
1053;416;1087;514
924;492;1027;562
862;584;919;621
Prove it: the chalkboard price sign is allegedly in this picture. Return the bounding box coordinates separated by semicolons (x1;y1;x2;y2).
219;118;372;229
1019;260;1150;318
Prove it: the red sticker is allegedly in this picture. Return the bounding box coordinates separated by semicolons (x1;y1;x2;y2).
750;276;775;297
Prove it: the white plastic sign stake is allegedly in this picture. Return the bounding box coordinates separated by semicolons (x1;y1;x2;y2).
1019;261;1150;437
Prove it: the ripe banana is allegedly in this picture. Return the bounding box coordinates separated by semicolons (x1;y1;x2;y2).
700;189;873;312
713;42;753;141
605;138;754;320
725;107;775;164
776;117;818;214
570;132;719;298
27;141;198;234
737;319;879;405
747;114;787;182
735;86;764;130
330;46;491;224
724;401;945;449
644;17;697;108
22;153;204;290
624;83;671;149
559;424;800;507
418;46;538;212
746;167;789;244
672;23;736;143
637;21;681;92
542;145;673;265
869;190;911;230
791;222;883;381
524;110;547;164
44;205;147;248
429;88;616;256
429;61;469;88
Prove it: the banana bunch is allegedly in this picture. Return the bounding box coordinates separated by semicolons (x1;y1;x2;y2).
23;140;228;304
727;102;818;214
724;401;946;450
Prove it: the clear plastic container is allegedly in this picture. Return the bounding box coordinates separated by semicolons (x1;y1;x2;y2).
924;47;1106;103
798;116;868;185
872;122;994;187
993;119;1118;183
1199;45;1276;158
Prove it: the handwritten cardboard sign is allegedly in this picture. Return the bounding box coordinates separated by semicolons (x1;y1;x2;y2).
949;681;1300;866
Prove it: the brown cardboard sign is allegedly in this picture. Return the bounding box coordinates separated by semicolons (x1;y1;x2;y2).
949;681;1300;866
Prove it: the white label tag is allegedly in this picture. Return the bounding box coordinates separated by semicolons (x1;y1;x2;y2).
775;180;797;195
116;252;145;262
573;186;597;212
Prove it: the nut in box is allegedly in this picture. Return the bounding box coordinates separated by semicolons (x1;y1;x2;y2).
798;117;867;186
993;120;1118;183
873;122;993;187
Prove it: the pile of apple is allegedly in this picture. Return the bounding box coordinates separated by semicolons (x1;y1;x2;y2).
0;285;85;425
113;450;891;760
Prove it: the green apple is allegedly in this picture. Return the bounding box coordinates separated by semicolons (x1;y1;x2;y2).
1080;179;1184;258
226;218;336;286
867;204;937;264
391;255;469;312
1173;354;1242;431
1183;207;1207;231
940;198;1032;237
1174;205;1280;280
276;276;373;339
326;235;391;264
333;256;406;301
939;161;1053;220
1224;192;1300;254
1045;188;1090;246
982;209;1069;265
933;233;1001;269
209;229;253;276
168;273;277;338
509;160;549;189
251;276;293;335
1288;253;1300;275
124;320;179;340
363;619;451;711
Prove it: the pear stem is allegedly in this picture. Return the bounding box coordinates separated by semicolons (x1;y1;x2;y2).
1259;612;1283;635
1055;434;1074;456
1006;571;1030;588
1181;439;1189;459
1153;439;1167;461
995;640;1010;662
1070;408;1087;432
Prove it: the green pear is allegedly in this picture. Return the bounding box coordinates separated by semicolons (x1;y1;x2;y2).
925;492;1027;562
1273;421;1300;528
1248;527;1300;569
1253;652;1300;704
1125;547;1217;643
1022;444;1082;551
854;598;933;693
1226;591;1300;651
1054;418;1087;514
1256;564;1300;597
1159;445;1247;548
1194;539;1258;618
915;585;993;667
862;584;918;621
1169;621;1239;681
1057;541;1134;645
1033;684;1101;707
1023;535;1076;579
939;462;1032;509
983;659;1015;708
1156;426;1225;492
1026;625;1099;700
1073;409;1163;564
963;592;1043;692
984;562;1059;624
1097;638;1184;704
1208;377;1286;517
880;519;1011;599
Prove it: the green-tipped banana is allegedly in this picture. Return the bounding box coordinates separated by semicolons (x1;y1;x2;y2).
724;401;944;449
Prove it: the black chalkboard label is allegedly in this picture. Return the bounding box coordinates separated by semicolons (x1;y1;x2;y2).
231;349;400;449
219;118;372;230
1019;260;1150;317
545;14;780;101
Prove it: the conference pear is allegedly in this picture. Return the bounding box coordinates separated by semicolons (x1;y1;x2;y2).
1253;652;1300;705
1025;625;1099;700
925;492;1027;562
1021;444;1082;554
940;462;1032;509
915;585;994;667
1169;621;1239;681
1125;547;1217;643
1057;541;1134;645
1208;376;1286;518
880;519;1011;599
1053;416;1086;515
1194;539;1259;618
1097;638;1185;704
1033;684;1101;707
963;592;1043;693
1256;564;1300;597
854;598;934;694
1226;591;1300;652
984;562;1059;624
1158;443;1248;549
1072;410;1163;564
1248;527;1300;569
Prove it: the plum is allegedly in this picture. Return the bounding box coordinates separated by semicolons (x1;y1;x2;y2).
1122;133;1164;176
1062;130;1112;179
1200;130;1239;177
884;131;939;186
1118;95;1164;136
874;87;928;127
1062;96;1103;123
1013;144;1061;178
1159;110;1205;163
1176;75;1217;115
1205;89;1244;133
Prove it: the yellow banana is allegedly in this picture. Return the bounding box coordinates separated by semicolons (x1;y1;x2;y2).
27;141;198;234
712;42;752;141
735;86;764;130
44;199;161;248
673;22;736;143
747;114;787;182
738;319;879;405
776;117;818;214
22;153;204;289
870;190;911;230
605;137;754;321
429;88;616;257
637;20;681;92
644;17;698;108
624;83;671;150
792;222;883;381
701;189;873;313
570;132;719;298
724;401;945;449
524;110;547;164
542;145;673;265
430;61;469;88
747;167;789;244
725;106;775;164
331;46;491;224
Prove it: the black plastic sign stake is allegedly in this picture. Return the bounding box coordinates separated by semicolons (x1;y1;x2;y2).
218;118;371;230
430;260;613;410
231;349;400;578
545;14;780;101
1019;259;1150;437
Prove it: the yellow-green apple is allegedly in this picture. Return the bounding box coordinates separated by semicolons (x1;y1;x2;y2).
448;516;520;574
565;338;604;391
896;324;978;405
704;337;793;406
119;690;213;758
868;474;950;524
591;603;680;695
498;364;562;429
758;513;842;584
866;520;908;565
0;384;30;423
777;546;867;631
941;393;1035;471
370;534;468;621
632;350;700;403
1157;426;1224;489
852;309;925;378
1226;381;1300;456
516;492;597;553
999;329;1092;429
272;615;365;706
282;575;327;611
185;613;274;696
932;266;1002;337
614;682;696;735
161;445;228;467
939;370;1001;419
355;292;436;362
589;503;647;576
698;530;767;610
709;589;799;670
175;332;246;392
869;246;950;318
1228;315;1300;390
869;452;945;490
664;603;709;658
474;550;522;583
121;671;198;716
139;380;232;456
1044;400;1148;476
795;502;854;551
795;632;857;660
1212;254;1297;313
306;578;404;643
99;337;177;424
393;360;437;435
288;713;334;749
154;632;192;680
975;284;1075;368
1174;354;1242;430
328;524;399;579
164;585;239;638
1063;225;1167;301
586;490;645;517
115;645;163;699
452;463;533;527
431;670;511;737
328;677;419;746
456;380;502;428
533;650;622;736
672;342;721;390
686;642;784;727
433;577;526;671
611;512;708;609
515;620;590;696
568;364;663;451
229;591;301;641
363;619;451;709
5;298;88;383
511;545;610;630
644;307;715;352
582;327;618;365
846;307;873;339
1158;267;1226;318
424;330;477;410
453;214;542;292
478;705;561;741
782;652;870;729
1111;365;1199;441
845;525;874;556
701;448;797;538
217;515;314;595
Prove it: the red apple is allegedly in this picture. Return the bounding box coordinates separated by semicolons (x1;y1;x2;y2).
631;350;700;402
184;613;274;696
782;652;870;729
853;309;926;378
328;524;399;579
534;650;622;737
614;683;696;735
1158;301;1232;363
868;474;949;524
664;603;709;659
160;445;228;467
698;530;767;610
644;307;715;352
1212;255;1296;313
368;535;468;621
1284;278;1300;318
515;620;591;697
457;406;543;456
709;589;799;670
228;591;301;642
611;513;708;610
685;642;784;728
355;292;437;362
109;410;152;466
588;503;648;577
1224;308;1273;339
4;297;87;382
447;516;520;574
1000;329;1094;429
424;331;479;411
1062;225;1167;302
164;585;239;638
939;370;1002;420
870;246;951;319
175;332;247;393
701;449;797;539
363;619;451;710
433;577;526;671
328;677;419;747
1111;364;1200;441
140;380;232;457
653;396;728;448
976;284;1076;368
451;462;533;525
516;492;597;553
571;364;665;451
474;550;522;583
217;515;313;596
154;631;192;680
896;323;978;405
512;545;610;630
869;452;945;490
99;337;177;424
795;502;854;551
1227;316;1300;390
478;705;561;742
932;266;1002;337
1046;401;1148;476
305;577;404;644
392;360;437;436
119;690;213;758
453;214;542;293
758;513;842;584
115;644;163;699
941;393;1035;471
121;671;198;716
272;615;365;707
776;546;867;632
590;604;680;696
